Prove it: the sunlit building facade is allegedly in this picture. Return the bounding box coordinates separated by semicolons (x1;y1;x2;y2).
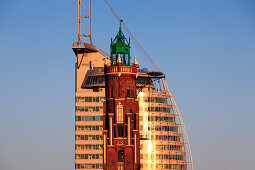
137;73;187;170
73;46;107;169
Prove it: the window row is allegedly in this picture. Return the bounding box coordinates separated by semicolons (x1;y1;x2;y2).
140;154;184;160
111;53;130;66
153;135;180;142
76;96;105;103
139;116;175;123
149;107;171;113
86;75;104;85
90;67;104;73
75;154;103;160
150;116;175;122
156;145;183;151
76;135;103;141
161;154;184;160
76;106;103;112
152;126;178;132
140;164;186;169
75;164;103;169
76;116;103;121
161;164;186;169
137;77;153;86
75;144;103;150
76;125;103;131
144;97;168;104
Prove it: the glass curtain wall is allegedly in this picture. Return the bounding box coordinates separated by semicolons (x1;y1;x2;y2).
138;90;187;170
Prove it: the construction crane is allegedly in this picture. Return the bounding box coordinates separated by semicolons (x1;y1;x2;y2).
78;0;92;45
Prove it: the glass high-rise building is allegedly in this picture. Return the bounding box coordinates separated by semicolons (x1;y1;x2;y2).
137;73;190;170
73;47;107;169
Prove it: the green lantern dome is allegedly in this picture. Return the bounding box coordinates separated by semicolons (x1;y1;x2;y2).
110;21;131;66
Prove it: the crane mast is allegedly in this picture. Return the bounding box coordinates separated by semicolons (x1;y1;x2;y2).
78;0;92;45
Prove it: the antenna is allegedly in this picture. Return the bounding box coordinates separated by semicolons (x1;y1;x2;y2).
78;0;92;45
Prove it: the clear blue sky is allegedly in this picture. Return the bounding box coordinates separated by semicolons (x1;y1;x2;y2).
0;0;254;170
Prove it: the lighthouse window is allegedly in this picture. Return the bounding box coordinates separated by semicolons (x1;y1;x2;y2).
117;102;124;123
119;53;124;63
118;150;124;162
118;125;123;137
111;89;113;98
127;89;130;97
112;54;116;65
123;53;128;65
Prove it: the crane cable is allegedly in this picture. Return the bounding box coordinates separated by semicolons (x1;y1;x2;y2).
104;0;160;72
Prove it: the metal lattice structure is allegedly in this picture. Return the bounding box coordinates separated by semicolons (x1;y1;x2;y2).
78;0;92;45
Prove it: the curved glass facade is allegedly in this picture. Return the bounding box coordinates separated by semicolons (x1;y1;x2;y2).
138;91;187;170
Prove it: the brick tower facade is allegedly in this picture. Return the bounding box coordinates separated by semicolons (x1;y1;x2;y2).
103;23;140;170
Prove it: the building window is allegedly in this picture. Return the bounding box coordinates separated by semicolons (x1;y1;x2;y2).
118;125;123;137
76;97;105;103
75;116;103;121
75;106;103;113
117;102;123;123
118;150;124;162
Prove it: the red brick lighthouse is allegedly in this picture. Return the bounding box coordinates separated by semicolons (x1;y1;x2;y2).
103;22;140;170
